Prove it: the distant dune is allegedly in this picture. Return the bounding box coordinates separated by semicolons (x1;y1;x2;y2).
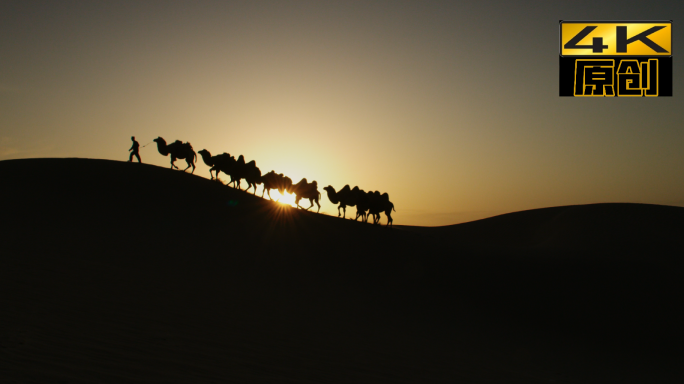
2;158;683;383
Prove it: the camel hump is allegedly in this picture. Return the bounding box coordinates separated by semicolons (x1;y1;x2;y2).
180;142;193;152
247;160;256;167
340;185;351;193
382;192;390;200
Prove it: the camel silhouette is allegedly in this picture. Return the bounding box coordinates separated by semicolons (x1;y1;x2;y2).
153;137;197;173
260;171;293;200
232;155;262;194
288;178;321;212
198;149;237;182
367;191;395;227
323;184;360;219
351;187;370;222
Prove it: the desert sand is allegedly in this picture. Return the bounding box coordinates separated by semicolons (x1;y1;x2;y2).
1;158;683;383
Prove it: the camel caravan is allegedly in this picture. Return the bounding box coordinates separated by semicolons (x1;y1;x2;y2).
153;136;395;226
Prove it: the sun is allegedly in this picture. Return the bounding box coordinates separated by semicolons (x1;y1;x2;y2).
266;189;297;207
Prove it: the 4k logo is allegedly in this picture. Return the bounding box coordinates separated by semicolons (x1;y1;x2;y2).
559;21;672;97
560;22;671;56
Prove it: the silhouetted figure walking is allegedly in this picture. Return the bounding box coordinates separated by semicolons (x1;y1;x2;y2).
128;136;141;163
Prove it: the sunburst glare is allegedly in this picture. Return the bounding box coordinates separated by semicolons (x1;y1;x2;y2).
264;189;297;207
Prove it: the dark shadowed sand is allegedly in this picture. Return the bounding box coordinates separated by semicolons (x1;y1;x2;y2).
1;158;683;383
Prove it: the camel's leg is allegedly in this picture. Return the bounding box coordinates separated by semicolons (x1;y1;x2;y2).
306;198;314;211
295;196;302;209
170;156;178;169
316;199;321;213
191;161;195;174
337;205;342;217
342;205;346;219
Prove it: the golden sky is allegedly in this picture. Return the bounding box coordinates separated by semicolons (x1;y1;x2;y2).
1;1;683;225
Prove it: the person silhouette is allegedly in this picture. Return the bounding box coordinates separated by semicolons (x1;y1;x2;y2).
128;136;141;163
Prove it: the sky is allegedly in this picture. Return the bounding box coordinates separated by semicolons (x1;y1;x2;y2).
1;0;683;226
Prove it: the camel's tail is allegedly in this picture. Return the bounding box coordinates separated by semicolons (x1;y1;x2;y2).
392;202;396;212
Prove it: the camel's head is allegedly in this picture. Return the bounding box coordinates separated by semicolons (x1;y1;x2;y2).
153;137;163;144
323;185;334;193
198;149;209;157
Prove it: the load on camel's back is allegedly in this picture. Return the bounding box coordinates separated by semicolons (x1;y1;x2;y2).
153;137;197;173
288;178;321;212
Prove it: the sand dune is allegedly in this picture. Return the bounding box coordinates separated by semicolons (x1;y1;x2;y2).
1;158;683;383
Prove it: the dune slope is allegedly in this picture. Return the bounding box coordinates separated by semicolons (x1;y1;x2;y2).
1;158;683;383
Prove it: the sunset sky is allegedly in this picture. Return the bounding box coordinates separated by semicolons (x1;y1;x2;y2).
2;1;683;226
